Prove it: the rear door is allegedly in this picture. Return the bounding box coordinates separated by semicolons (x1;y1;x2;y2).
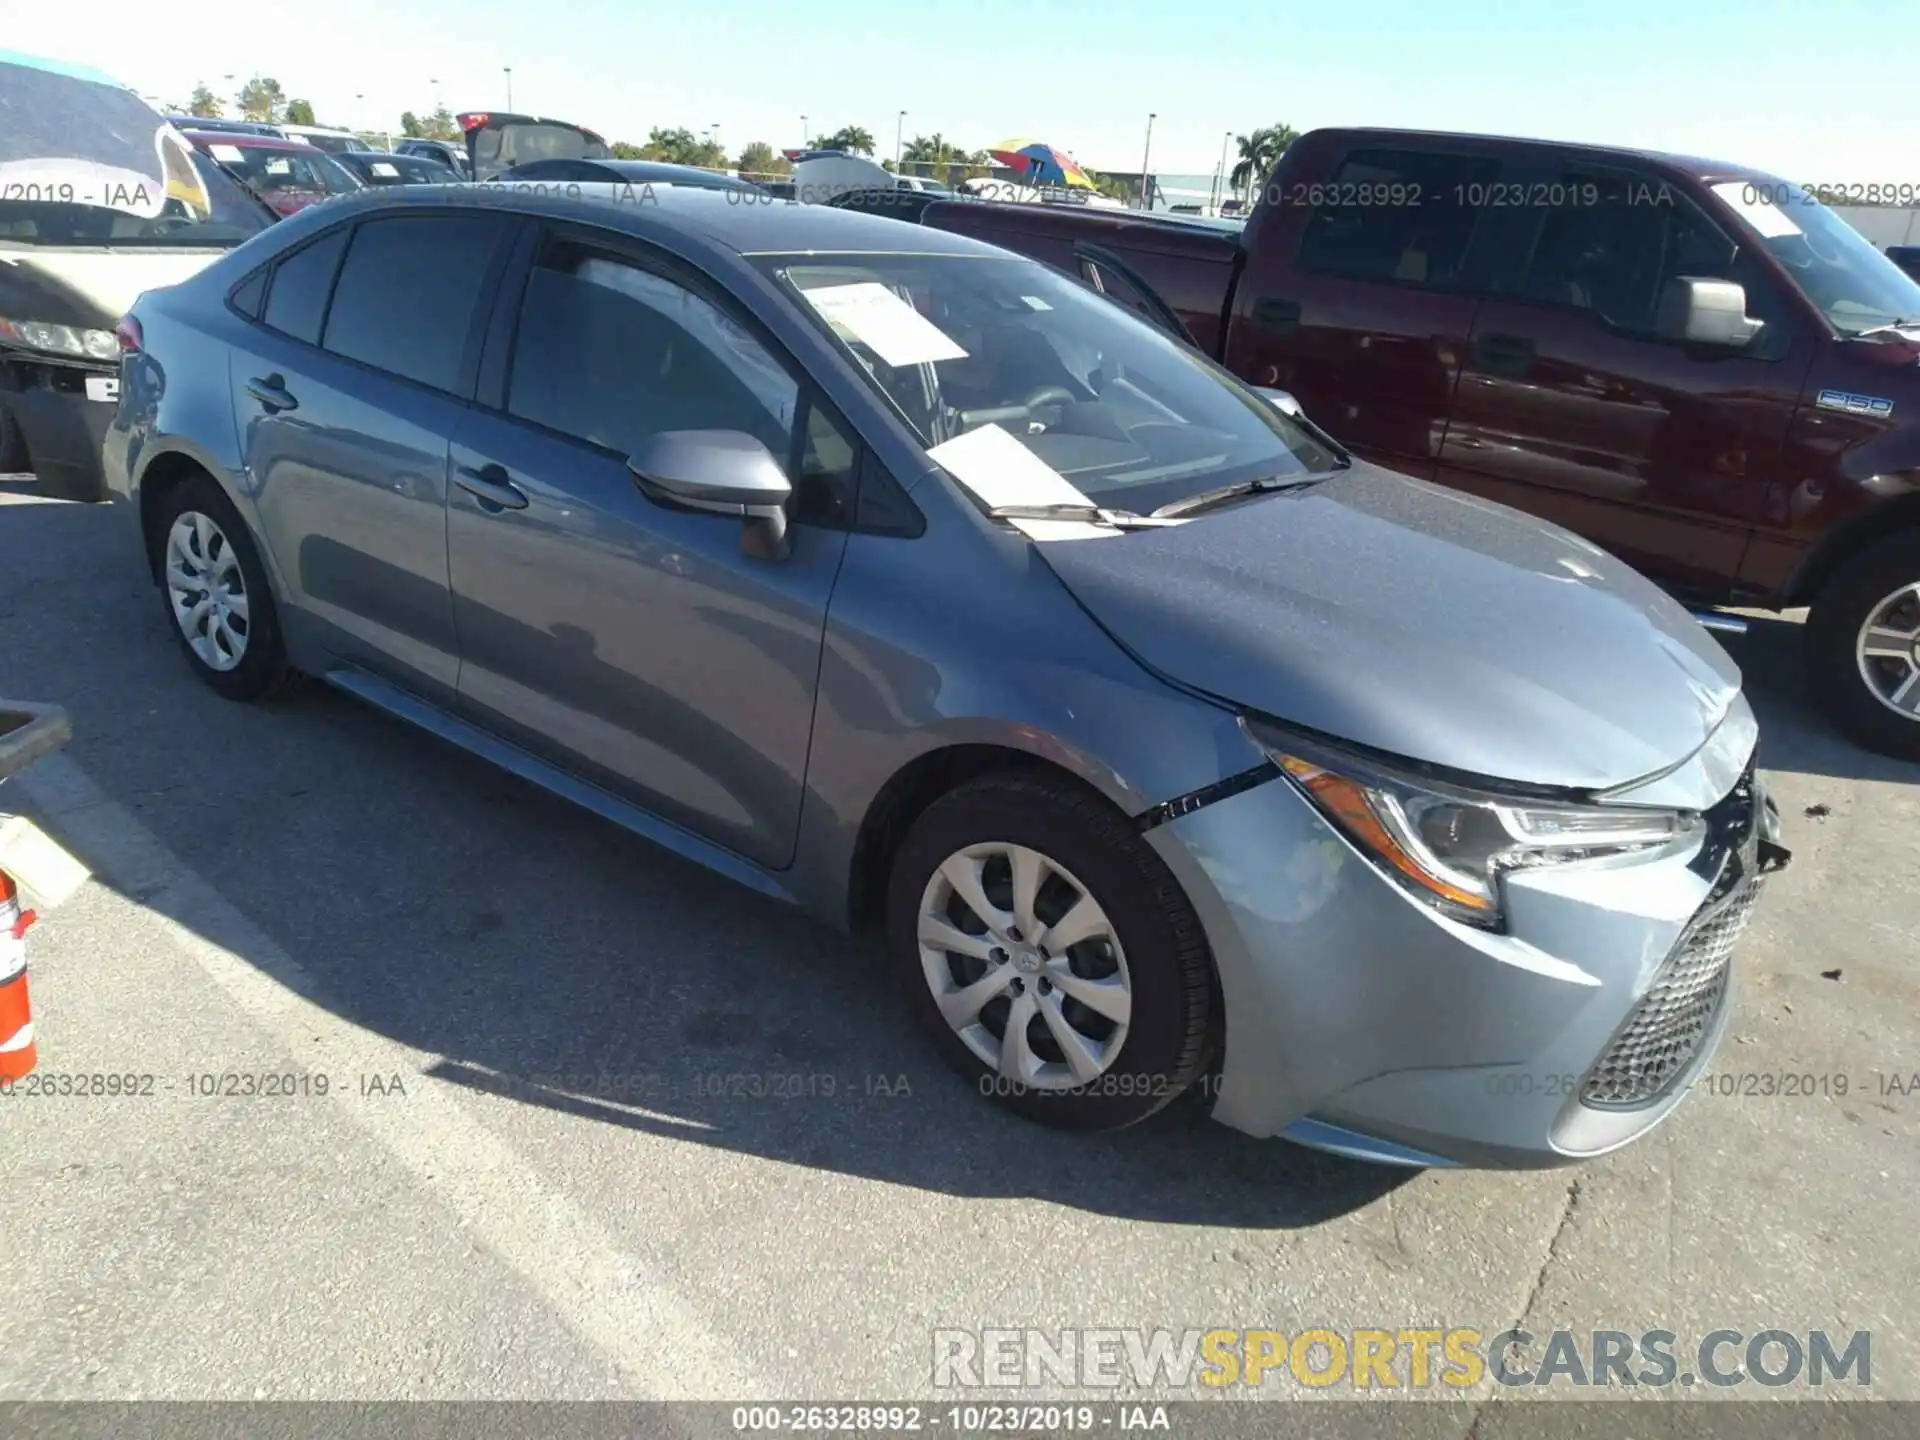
1222;143;1505;478
444;225;857;868
1436;161;1813;590
233;209;517;705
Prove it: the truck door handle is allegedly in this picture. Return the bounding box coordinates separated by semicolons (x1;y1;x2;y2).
453;463;529;512
246;374;298;412
1471;332;1535;378
1249;297;1302;335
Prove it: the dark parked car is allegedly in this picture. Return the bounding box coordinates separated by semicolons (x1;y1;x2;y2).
891;128;1920;760
494;157;764;194
179;131;363;216
102;186;1782;1169
1886;245;1920;283
334;150;463;187
395;138;471;178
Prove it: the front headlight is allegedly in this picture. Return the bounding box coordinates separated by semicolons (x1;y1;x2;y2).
0;315;120;362
1245;718;1701;930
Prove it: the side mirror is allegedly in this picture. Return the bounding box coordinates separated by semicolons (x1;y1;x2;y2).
1255;386;1304;417
628;429;794;560
1656;278;1765;348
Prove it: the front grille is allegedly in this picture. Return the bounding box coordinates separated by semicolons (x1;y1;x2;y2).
1581;867;1764;1110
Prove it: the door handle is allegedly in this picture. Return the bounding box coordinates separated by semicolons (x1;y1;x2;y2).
453;463;529;512
1471;332;1535;378
1249;296;1302;335
246;374;298;412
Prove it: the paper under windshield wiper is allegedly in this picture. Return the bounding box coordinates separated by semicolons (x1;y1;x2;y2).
988;503;1187;530
1150;473;1325;519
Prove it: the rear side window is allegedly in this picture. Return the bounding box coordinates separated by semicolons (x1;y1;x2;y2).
1296;148;1500;288
229;267;268;320
322;214;507;393
262;228;349;345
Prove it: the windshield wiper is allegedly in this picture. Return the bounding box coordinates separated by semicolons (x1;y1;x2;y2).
1149;474;1326;519
1853;317;1920;338
989;503;1187;530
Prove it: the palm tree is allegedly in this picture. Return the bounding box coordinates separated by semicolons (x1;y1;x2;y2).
814;125;875;157
1229;124;1299;207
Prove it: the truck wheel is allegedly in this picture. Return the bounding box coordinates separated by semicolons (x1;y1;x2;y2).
0;402;27;475
1807;532;1920;761
885;771;1215;1131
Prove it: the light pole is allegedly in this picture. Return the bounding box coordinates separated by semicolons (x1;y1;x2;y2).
896;110;906;170
503;66;513;110
1214;128;1232;213
1139;112;1156;210
801;114;808;145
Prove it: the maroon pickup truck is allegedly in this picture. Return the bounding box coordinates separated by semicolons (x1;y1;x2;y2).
842;128;1920;760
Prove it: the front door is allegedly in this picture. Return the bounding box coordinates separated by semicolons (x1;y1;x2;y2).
1436;163;1816;591
446;227;856;869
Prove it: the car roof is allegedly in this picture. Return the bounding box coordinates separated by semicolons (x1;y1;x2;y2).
180;130;318;153
319;182;1017;259
1306;126;1780;184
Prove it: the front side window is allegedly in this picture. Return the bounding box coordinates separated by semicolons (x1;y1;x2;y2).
1502;171;1791;353
321;214;505;391
506;237;799;462
758;252;1340;516
1295;148;1500;288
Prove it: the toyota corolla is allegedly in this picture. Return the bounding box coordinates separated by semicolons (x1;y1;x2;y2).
102;185;1788;1166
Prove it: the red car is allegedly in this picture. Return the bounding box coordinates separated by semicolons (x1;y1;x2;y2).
178;130;363;216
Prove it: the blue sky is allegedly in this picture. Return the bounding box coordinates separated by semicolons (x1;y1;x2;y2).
4;0;1915;180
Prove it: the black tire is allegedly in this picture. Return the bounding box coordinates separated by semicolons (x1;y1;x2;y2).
0;400;28;474
152;472;297;701
1807;531;1920;761
885;770;1215;1131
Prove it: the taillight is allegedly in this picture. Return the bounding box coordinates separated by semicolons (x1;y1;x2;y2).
458;112;488;132
115;316;142;354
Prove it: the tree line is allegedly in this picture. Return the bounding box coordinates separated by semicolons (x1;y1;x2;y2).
179;78;1301;203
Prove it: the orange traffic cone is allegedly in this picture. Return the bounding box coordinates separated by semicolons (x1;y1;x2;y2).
0;868;37;1081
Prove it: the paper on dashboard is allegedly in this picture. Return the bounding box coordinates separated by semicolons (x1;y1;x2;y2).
800;282;968;367
926;423;1122;540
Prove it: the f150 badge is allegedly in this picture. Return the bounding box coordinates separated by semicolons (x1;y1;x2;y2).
1816;389;1894;418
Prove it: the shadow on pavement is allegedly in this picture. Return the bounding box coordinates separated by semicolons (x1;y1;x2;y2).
4;500;1911;1230
2;499;1415;1229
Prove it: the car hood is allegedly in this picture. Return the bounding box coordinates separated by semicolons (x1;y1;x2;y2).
1036;462;1743;792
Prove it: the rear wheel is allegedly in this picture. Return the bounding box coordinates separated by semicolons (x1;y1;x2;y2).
1807;532;1920;760
885;771;1215;1131
153;473;296;701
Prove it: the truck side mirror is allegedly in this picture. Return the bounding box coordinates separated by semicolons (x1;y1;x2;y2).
1657;277;1766;348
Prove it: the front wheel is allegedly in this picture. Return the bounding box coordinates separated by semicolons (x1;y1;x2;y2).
885;771;1216;1131
1807;532;1920;760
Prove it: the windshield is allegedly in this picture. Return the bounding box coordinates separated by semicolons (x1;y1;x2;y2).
202;143;361;198
357;154;452;185
759;253;1340;514
0;55;272;248
470;122;610;179
1711;180;1920;335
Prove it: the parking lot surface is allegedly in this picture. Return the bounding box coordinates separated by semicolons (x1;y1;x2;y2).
1;487;1915;1407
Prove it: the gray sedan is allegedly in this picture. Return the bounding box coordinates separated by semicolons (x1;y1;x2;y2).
102;184;1785;1167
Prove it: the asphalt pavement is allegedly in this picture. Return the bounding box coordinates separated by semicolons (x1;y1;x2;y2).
0;484;1915;1418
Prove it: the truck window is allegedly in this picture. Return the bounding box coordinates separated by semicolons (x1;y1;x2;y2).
1294;149;1499;288
1503;171;1790;356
